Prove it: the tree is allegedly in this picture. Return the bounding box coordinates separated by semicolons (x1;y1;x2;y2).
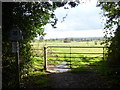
94;41;97;45
2;1;80;88
64;38;71;43
97;2;120;65
70;38;75;41
2;2;56;88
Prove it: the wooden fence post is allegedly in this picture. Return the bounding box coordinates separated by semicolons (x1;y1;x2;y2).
44;46;47;71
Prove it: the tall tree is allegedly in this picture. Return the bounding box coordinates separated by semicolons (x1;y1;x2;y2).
2;1;80;88
97;2;120;65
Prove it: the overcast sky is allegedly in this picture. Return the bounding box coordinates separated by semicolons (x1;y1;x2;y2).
43;0;105;39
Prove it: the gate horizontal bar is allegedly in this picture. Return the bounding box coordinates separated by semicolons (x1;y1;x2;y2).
48;46;109;48
48;60;71;62
31;49;43;50
48;56;103;58
47;60;102;62
48;52;104;54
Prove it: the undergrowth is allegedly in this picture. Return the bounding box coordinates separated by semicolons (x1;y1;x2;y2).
92;61;120;87
21;56;52;88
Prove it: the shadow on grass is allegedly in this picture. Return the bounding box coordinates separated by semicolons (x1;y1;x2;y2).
68;57;102;73
21;71;53;89
21;57;120;88
69;66;93;73
47;67;112;88
68;58;120;88
91;61;120;88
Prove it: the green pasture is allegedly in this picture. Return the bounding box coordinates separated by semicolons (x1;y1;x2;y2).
31;40;105;56
27;40;120;87
31;40;106;69
31;40;104;48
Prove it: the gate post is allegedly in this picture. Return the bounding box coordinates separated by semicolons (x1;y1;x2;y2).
44;46;47;71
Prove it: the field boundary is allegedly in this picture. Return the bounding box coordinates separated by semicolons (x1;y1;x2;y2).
43;46;109;70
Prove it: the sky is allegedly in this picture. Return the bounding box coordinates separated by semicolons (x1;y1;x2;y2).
43;0;105;39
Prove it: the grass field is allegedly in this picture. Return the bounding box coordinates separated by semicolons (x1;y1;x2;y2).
21;40;120;88
31;40;106;69
23;40;120;88
31;40;104;48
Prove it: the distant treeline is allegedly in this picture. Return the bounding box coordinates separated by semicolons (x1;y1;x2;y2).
34;37;104;43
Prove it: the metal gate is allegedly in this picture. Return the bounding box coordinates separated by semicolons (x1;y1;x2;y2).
44;46;107;70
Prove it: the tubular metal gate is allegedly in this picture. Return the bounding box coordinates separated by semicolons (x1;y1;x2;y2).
44;46;108;70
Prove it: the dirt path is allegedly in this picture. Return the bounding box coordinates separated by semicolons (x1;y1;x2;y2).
47;68;112;88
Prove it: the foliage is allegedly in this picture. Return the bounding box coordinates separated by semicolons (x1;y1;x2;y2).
2;2;55;88
21;71;52;88
97;2;120;65
93;61;120;87
2;1;80;88
64;38;71;43
96;2;120;86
